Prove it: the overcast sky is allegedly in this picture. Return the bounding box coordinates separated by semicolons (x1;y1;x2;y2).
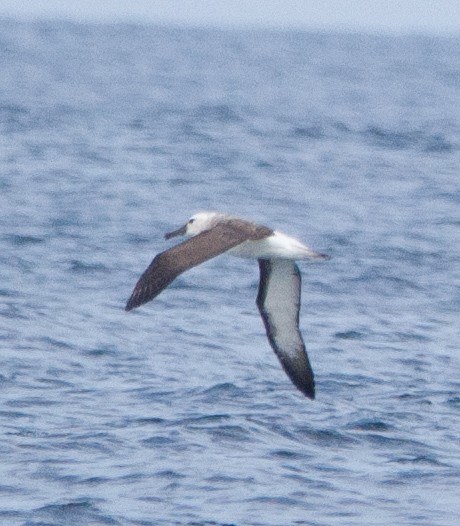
0;0;459;34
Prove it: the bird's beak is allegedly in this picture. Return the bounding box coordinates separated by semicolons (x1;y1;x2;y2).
165;224;187;240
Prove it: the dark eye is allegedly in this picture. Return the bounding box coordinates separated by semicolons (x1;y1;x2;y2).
189;219;195;224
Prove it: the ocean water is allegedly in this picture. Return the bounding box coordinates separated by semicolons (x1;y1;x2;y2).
0;19;459;526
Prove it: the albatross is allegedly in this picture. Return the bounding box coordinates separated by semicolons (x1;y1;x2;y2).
125;212;329;399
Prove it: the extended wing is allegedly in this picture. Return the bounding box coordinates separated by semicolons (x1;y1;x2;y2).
126;221;271;311
256;259;315;399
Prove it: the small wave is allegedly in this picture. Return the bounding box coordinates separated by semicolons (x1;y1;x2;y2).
35;499;117;525
6;234;45;246
69;260;109;273
348;418;394;432
334;330;364;340
193;103;243;123
363;125;454;153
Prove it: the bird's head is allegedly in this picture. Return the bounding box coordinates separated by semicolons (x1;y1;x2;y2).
165;211;224;239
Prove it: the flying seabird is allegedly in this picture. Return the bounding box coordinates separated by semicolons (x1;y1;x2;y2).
125;212;329;399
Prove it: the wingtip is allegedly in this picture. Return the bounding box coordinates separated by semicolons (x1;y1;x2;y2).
300;383;315;400
125;297;137;311
284;368;315;399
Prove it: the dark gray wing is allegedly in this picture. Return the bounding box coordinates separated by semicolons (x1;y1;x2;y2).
125;220;272;311
256;259;315;399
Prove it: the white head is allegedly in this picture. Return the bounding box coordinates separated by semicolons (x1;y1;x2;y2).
165;211;225;239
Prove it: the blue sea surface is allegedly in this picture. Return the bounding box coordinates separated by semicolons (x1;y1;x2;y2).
0;19;459;526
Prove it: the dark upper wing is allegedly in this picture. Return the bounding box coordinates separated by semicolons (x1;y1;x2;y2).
256;259;315;399
125;220;271;311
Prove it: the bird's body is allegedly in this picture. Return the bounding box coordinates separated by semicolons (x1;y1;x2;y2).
229;230;325;260
125;212;329;399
